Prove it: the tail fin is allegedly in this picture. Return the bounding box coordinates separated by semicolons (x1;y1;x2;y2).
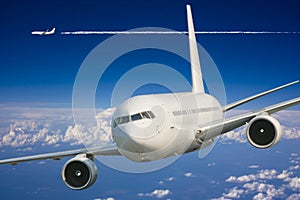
186;5;205;93
50;28;56;33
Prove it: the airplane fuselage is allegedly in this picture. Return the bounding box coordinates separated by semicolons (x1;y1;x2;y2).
112;92;223;162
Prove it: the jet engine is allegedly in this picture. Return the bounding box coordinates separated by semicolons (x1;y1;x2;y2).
62;154;98;190
246;115;281;149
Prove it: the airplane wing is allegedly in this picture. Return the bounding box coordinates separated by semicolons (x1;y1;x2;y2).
197;97;300;141
223;80;299;112
0;144;121;165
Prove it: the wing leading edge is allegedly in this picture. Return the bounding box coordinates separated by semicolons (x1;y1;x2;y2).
0;144;120;165
223;80;299;112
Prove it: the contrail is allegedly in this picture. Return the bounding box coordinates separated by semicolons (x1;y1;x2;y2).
61;31;300;35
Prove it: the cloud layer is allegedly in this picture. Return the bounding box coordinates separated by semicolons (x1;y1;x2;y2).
137;189;172;199
0;107;299;151
212;152;300;199
0;106;115;149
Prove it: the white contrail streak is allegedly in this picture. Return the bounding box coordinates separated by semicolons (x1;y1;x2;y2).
61;31;300;35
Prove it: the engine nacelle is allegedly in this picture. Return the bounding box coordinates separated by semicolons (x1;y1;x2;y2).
246;115;281;149
62;154;98;190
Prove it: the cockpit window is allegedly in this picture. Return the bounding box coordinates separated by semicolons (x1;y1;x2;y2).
113;116;130;128
147;111;155;119
113;110;155;128
131;113;142;121
141;111;151;119
120;116;130;123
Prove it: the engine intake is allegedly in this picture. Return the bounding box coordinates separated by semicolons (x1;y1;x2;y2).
62;154;98;190
246;115;281;149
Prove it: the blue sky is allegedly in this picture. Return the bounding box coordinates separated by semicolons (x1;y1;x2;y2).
1;0;300;108
0;0;300;199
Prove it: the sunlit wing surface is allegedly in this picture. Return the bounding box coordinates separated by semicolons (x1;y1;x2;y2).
0;144;120;165
223;80;299;111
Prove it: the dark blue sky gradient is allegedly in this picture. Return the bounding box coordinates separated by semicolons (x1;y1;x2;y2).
1;0;300;108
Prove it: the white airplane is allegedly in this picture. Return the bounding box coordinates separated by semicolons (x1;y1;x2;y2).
31;28;55;35
1;5;300;190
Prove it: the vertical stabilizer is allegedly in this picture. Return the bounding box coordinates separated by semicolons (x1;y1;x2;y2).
187;5;205;93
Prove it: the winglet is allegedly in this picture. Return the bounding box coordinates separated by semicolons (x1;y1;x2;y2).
187;5;205;93
223;80;299;111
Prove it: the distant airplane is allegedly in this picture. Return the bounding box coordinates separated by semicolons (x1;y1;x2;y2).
31;28;55;35
1;5;300;190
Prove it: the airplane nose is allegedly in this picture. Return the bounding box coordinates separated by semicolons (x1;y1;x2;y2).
113;105;171;153
128;105;169;139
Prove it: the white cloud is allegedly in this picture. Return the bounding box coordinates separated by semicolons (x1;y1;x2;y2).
94;198;115;200
289;153;300;165
248;165;259;169
184;172;193;177
287;193;300;200
273;110;300;127
225;176;237;182
225;174;256;183
243;182;284;197
289;165;300;171
257;169;277;180
217;151;300;200
291;153;298;157
159;177;174;185
0;107;114;148
16;147;33;152
166;177;174;181
282;126;300;139
222;187;244;199
211;197;231;200
277;170;293;180
137;189;171;199
288;177;300;191
215;181;285;200
226;169;278;184
252;192;272;200
221;127;247;144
